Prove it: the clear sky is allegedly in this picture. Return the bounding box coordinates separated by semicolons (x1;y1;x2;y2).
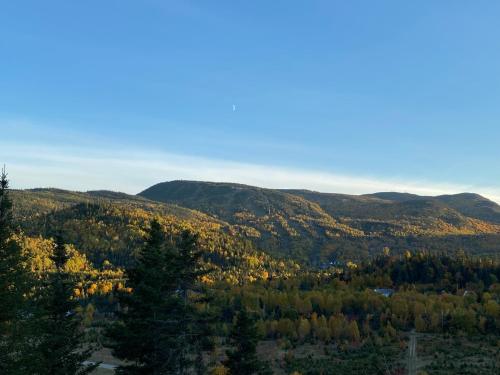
2;1;500;202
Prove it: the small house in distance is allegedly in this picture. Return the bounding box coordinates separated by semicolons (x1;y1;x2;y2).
373;288;394;297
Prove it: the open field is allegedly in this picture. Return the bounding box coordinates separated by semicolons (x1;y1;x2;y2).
418;334;500;374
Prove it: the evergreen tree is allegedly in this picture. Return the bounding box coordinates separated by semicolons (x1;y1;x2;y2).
0;168;32;373
32;234;97;375
224;309;271;375
107;220;212;374
52;234;70;269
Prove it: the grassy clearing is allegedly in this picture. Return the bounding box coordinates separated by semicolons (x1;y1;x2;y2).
417;334;500;374
87;334;500;374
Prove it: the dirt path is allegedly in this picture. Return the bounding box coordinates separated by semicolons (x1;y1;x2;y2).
407;330;417;375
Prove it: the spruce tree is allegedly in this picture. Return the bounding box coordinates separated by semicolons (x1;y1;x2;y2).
224;309;271;375
107;220;212;374
32;234;97;375
0;168;32;373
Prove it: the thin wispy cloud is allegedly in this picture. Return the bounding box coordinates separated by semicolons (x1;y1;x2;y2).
2;142;500;203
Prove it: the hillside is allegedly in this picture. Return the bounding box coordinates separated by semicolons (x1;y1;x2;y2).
140;181;500;261
13;188;218;223
365;191;500;224
140;181;364;261
11;189;301;283
140;181;500;237
288;189;500;236
435;193;500;224
11;183;500;266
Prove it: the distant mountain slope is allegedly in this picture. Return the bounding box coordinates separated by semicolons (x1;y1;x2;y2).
11;189;301;282
286;189;500;235
139;181;500;261
363;191;500;224
363;192;424;202
12;183;500;265
434;193;500;224
283;189;389;219
140;181;327;219
13;188;217;223
139;181;365;261
363;191;500;223
139;182;500;237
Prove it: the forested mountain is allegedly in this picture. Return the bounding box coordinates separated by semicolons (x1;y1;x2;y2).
11;188;301;284
288;189;500;234
11;182;500;269
364;191;500;224
434;193;500;223
140;181;500;262
141;181;500;236
139;181;363;261
360;191;500;224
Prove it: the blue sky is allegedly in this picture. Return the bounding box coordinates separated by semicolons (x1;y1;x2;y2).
2;1;500;201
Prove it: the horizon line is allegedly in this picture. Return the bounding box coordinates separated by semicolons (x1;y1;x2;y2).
3;142;500;204
9;176;500;206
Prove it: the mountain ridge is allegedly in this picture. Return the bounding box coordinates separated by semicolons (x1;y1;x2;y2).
138;180;500;261
140;180;500;227
11;180;500;266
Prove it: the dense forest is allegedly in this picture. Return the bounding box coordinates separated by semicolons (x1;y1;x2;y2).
2;177;500;374
141;181;500;262
14;180;500;266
